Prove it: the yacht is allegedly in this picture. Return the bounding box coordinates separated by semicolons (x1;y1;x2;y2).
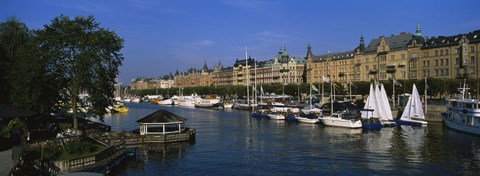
320;112;362;128
295;113;321;124
442;81;480;135
177;95;202;107
195;95;221;108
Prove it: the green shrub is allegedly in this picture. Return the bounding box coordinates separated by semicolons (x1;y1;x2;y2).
64;140;97;154
59;123;72;132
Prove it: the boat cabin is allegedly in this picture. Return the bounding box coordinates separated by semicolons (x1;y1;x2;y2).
447;99;480;110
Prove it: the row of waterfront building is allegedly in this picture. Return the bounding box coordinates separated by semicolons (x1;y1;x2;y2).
130;25;480;90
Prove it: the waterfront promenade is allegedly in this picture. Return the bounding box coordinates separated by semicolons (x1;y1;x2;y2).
0;149;14;176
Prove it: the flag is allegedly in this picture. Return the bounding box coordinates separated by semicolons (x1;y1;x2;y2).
395;81;402;87
311;84;319;92
322;75;330;83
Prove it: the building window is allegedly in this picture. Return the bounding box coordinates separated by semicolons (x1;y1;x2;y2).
409;61;416;68
410;71;417;78
435;70;438;76
471;56;475;64
435;59;438;66
440;50;444;56
445;49;449;55
440;59;444;65
470;46;475;53
401;54;405;59
390;55;395;60
423;60;426;67
445;69;449;76
423;51;429;57
440;69;444;76
435;50;438;56
456;48;460;54
446;58;449;65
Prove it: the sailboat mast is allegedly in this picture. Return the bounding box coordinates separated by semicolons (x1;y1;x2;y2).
254;61;257;106
425;77;428;114
246;46;250;107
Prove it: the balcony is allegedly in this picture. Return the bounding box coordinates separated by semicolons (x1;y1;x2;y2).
280;68;290;73
369;69;378;75
386;65;396;73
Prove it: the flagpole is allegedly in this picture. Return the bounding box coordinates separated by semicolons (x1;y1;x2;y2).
310;83;312;108
349;82;352;102
393;78;396;107
322;77;324;105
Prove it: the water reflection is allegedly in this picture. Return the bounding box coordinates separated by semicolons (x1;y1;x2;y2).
104;104;480;175
110;141;194;175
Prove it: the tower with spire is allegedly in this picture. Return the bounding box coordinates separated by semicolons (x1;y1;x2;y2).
355;35;365;53
415;23;422;37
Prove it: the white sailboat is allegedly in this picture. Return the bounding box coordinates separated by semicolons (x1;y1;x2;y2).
393;84;428;127
375;84;396;126
360;84;383;129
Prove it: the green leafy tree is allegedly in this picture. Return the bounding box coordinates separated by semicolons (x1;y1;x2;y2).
0;17;30;105
36;15;124;129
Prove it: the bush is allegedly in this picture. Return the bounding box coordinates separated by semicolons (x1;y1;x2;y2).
64;140;97;155
59;123;72;132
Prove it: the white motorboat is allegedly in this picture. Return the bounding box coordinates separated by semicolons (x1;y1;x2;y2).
442;80;480;135
295;113;320;124
223;103;233;109
267;112;285;120
178;95;202;107
131;98;141;103
158;98;173;105
320;112;362;128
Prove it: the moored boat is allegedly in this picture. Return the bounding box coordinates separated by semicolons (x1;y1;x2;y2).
113;104;129;113
319;112;362;129
442;81;480;135
267;112;285;120
392;84;427;127
294;113;320;124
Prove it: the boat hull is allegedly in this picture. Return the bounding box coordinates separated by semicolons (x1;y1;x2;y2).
392;119;427;127
267;114;285;120
320;118;362;128
442;112;480;135
251;112;269;119
295;116;320;124
284;115;298;122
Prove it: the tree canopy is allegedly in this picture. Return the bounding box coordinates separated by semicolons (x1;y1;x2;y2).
0;15;124;129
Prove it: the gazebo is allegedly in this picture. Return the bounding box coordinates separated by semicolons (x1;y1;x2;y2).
136;109;187;135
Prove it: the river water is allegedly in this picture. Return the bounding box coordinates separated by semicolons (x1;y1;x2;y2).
102;103;480;175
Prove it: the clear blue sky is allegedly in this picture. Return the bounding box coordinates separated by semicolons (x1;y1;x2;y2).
2;0;479;84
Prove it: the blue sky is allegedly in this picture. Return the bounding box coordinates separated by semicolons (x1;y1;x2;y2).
2;0;479;84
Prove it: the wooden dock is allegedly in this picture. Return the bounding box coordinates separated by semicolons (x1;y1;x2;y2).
88;128;196;146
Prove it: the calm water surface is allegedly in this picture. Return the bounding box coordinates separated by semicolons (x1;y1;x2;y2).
102;103;480;175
